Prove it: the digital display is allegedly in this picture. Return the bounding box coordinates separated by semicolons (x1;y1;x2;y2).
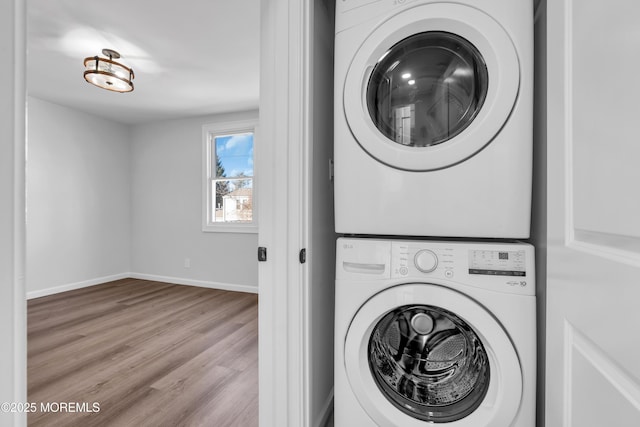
468;250;526;277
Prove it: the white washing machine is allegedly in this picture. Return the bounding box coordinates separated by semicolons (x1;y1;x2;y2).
334;0;533;238
335;237;536;426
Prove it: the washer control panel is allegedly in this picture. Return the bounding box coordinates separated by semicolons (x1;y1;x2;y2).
391;242;455;279
387;239;534;296
468;249;526;277
336;238;535;296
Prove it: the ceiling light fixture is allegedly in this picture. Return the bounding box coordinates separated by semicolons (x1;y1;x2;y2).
83;48;134;93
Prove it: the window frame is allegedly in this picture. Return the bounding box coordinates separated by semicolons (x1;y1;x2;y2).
202;119;258;233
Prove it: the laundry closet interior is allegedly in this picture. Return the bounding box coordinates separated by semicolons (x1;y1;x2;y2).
331;0;538;425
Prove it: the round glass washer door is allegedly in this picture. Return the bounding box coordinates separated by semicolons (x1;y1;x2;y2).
343;3;519;171
344;284;522;426
369;304;490;423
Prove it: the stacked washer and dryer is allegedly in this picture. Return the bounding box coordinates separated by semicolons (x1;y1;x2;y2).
333;1;536;426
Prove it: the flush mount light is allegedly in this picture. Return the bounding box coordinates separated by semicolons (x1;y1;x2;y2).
83;48;134;93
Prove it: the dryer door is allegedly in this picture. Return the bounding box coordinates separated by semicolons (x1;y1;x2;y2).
344;283;522;426
343;3;519;171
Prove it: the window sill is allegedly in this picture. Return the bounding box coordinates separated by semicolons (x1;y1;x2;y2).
202;223;258;234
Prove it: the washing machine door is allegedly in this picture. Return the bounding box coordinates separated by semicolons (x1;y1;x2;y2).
344;283;522;426
343;3;519;171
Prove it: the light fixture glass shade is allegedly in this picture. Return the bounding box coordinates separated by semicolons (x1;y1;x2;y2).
83;50;134;93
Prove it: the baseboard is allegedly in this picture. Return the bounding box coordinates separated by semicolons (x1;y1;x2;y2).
129;272;259;294
27;272;258;299
316;389;334;427
26;272;130;299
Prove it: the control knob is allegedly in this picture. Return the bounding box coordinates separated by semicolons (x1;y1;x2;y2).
414;249;438;273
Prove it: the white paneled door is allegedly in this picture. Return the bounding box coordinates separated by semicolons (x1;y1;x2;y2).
546;0;640;426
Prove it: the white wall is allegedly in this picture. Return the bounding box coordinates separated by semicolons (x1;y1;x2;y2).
26;97;131;296
130;110;259;292
26;99;258;297
308;0;336;425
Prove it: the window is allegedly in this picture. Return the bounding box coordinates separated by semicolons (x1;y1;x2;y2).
203;120;257;233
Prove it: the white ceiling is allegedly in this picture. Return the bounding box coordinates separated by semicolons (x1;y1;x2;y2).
27;0;261;124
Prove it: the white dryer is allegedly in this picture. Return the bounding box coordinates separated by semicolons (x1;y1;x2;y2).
334;0;533;238
335;237;536;426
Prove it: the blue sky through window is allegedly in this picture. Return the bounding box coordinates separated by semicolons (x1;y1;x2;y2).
215;133;254;179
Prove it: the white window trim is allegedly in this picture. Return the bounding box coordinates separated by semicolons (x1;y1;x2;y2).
202;119;258;233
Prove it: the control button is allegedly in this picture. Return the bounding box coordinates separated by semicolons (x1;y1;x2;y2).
399;266;409;276
414;249;438;273
445;269;454;278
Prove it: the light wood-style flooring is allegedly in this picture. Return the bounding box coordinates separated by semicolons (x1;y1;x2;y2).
27;278;258;427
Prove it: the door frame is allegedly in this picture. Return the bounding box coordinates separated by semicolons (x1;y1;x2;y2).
258;0;312;426
2;0;27;425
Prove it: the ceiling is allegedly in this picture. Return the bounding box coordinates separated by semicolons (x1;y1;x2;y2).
27;0;261;124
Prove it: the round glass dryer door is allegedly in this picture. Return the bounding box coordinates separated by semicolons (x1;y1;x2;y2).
344;284;522;427
343;3;520;171
367;32;488;149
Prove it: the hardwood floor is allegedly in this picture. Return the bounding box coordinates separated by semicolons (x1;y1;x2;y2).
27;278;258;427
